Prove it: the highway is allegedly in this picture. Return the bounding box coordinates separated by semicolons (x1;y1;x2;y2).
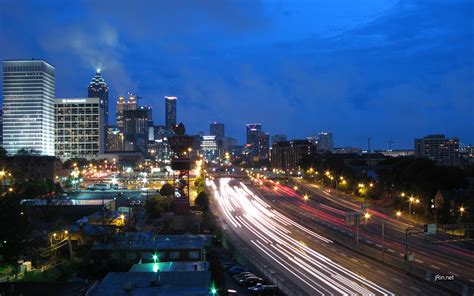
208;177;449;295
278;177;474;284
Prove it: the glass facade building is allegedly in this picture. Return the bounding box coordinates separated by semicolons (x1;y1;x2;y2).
165;96;177;131
2;60;55;156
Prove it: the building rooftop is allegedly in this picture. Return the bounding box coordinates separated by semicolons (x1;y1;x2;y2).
91;233;212;251
90;272;210;296
129;262;209;272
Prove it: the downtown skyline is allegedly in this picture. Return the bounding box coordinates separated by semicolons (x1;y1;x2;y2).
1;0;472;149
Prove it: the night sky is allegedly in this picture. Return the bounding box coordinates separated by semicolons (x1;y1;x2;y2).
1;0;473;149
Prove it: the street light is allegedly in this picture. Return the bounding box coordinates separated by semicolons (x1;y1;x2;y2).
293;186;298;190
396;211;402;218
303;194;309;201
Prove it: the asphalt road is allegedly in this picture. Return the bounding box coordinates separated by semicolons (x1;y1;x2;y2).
282;178;474;284
208;177;449;295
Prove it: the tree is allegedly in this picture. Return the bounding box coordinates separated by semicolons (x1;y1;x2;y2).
145;195;173;220
159;183;174;197
0;194;30;262
195;191;209;211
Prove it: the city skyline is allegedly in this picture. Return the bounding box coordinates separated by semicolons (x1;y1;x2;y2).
0;0;472;149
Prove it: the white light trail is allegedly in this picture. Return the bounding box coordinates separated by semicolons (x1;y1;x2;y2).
210;178;394;296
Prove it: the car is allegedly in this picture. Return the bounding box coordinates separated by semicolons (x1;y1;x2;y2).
233;272;256;281
227;266;249;275
248;284;278;295
239;277;264;287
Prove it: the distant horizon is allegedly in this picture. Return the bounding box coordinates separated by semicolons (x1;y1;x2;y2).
1;0;472;149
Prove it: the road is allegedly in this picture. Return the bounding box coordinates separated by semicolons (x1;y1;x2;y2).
208;177;449;295
278;178;474;284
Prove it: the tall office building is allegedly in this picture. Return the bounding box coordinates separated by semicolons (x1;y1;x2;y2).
0;108;3;146
415;134;460;166
106;126;124;152
318;132;333;152
210;122;225;148
272;134;287;145
165;96;177;131
258;132;270;160
2;59;55;156
123;109;150;153
210;123;225;140
55;98;104;160
246;123;262;147
116;96;126;129
87;69;109;126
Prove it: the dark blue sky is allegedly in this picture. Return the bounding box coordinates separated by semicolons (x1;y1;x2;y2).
1;0;473;149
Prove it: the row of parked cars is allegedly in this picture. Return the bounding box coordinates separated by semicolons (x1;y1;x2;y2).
223;262;278;296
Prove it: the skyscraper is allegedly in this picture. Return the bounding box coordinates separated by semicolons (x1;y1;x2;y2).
87;69;109;126
246;123;262;147
165;96;177;131
116;94;139;129
55;98;104;160
210;122;225;148
2;59;55;156
123;109;151;153
318;132;333;152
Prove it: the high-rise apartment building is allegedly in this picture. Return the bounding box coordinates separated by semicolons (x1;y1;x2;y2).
318;132;333;152
88;69;109;126
165;96;177;131
415;134;460;166
2;59;55;156
55;98;103;160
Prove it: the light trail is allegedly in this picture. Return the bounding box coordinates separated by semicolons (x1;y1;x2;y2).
210;178;394;295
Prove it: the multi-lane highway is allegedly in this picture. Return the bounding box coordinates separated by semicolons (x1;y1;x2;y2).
208;177;449;295
275;177;474;284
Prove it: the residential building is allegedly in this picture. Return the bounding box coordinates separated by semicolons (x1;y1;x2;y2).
3;155;62;181
415;134;460;166
318;132;333;152
165;96;177;131
271;140;315;170
55;98;103;160
2;59;55;156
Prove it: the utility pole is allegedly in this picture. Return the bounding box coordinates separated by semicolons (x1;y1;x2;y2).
381;221;385;259
388;140;394;150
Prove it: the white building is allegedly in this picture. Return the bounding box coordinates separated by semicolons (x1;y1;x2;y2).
2;60;55;156
55;98;104;160
201;135;217;160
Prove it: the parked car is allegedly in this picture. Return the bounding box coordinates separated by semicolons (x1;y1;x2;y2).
228;266;249;275
239;277;264;287
248;284;279;295
233;272;256;281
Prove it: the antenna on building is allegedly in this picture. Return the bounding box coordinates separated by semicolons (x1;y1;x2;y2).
368;137;371;153
389;140;394;150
